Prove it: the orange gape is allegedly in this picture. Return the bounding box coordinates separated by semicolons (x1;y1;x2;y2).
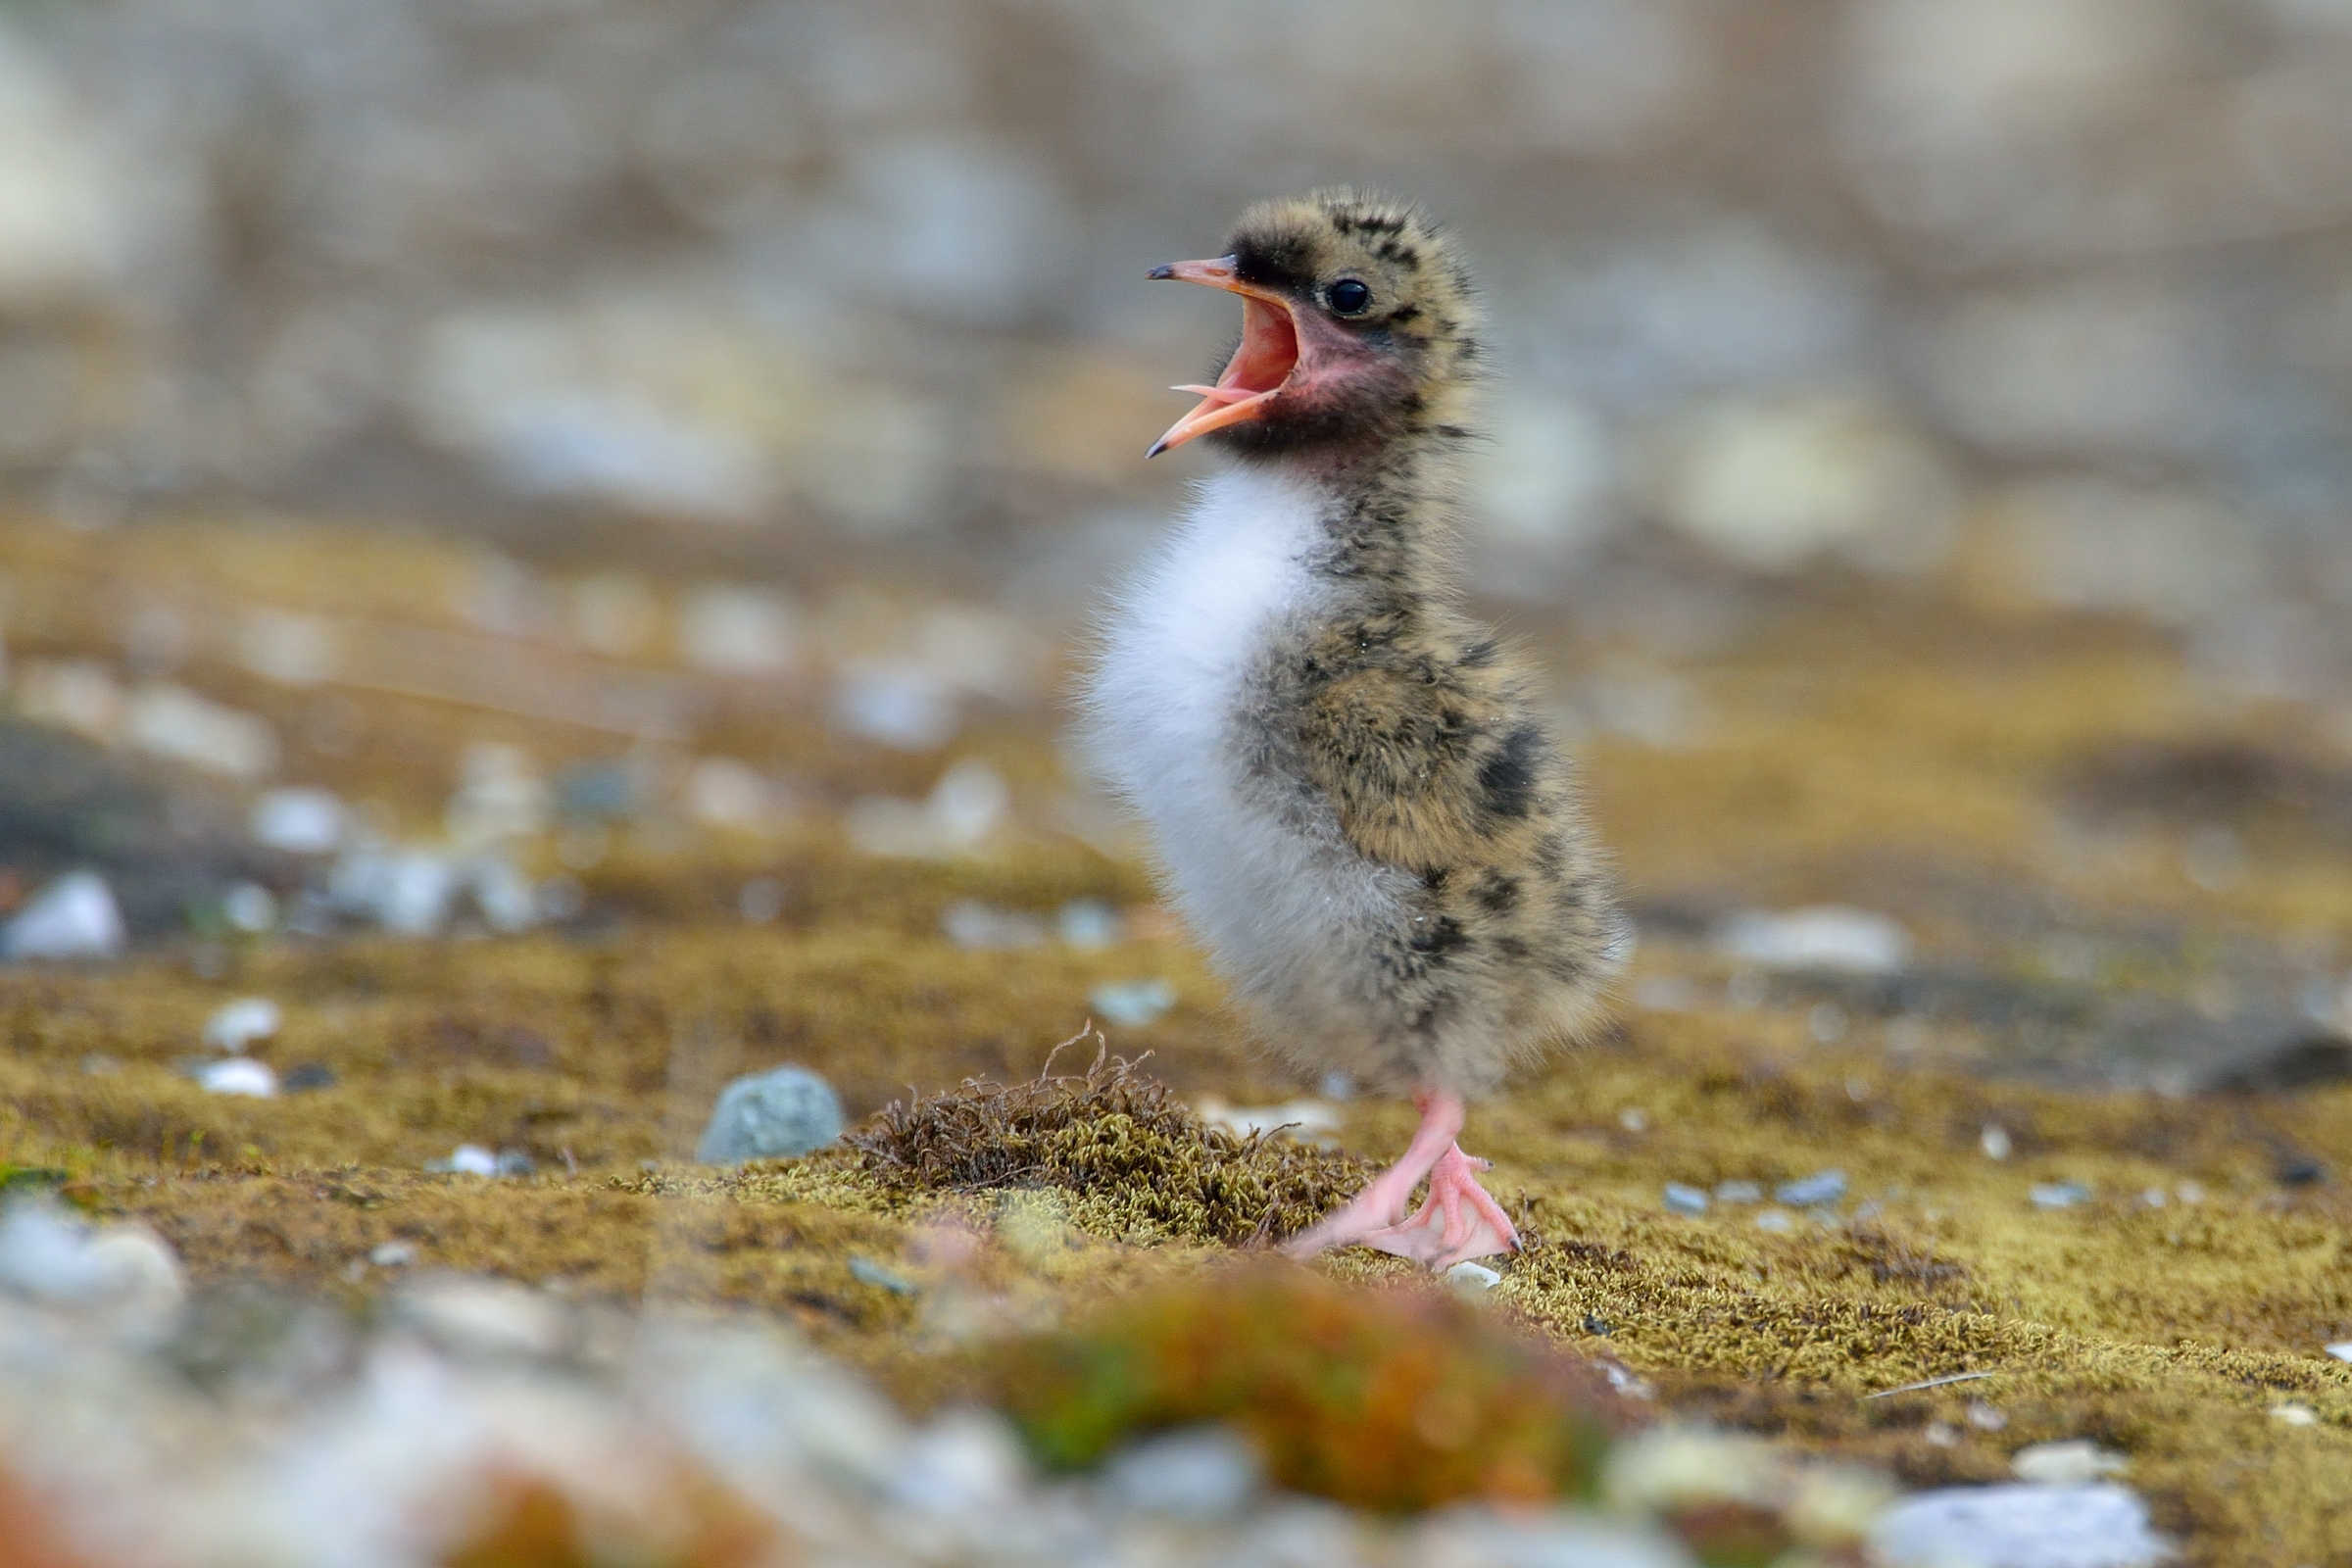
1144;257;1303;456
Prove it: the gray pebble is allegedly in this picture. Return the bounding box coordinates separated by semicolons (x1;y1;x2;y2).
2032;1181;2093;1210
1663;1182;1710;1215
696;1065;844;1164
1872;1483;2168;1568
1775;1169;1847;1207
1101;1425;1261;1520
849;1255;916;1295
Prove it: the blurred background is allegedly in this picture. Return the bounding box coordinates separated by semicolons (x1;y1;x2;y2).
0;0;2348;1074
9;13;2352;1556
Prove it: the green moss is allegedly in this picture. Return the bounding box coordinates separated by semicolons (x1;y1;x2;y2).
6;517;2352;1560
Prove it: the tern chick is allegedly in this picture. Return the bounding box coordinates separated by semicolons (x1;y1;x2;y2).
1083;190;1627;1267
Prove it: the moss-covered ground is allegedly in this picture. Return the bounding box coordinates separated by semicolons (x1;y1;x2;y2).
3;517;2352;1562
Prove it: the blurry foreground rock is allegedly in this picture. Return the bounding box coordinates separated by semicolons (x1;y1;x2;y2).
0;1194;1901;1568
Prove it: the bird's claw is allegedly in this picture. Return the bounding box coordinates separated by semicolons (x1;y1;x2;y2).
1284;1143;1518;1270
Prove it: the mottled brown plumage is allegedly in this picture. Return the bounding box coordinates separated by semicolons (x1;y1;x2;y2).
1086;190;1625;1265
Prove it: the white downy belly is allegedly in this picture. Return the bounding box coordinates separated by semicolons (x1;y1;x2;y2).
1082;466;1409;999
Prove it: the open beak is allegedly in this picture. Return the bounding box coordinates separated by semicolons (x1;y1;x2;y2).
1145;256;1300;458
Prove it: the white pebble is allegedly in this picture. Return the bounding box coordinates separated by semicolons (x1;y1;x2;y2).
432;1145;499;1177
1873;1483;2168;1568
1718;906;1909;974
202;998;280;1053
1445;1261;1502;1292
4;872;125;961
1100;1425;1260;1519
2011;1440;2129;1485
195;1058;278;1098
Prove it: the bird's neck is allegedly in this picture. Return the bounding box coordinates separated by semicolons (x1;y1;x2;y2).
1268;436;1463;601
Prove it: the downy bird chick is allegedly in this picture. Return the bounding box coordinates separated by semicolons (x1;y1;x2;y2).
1082;190;1627;1268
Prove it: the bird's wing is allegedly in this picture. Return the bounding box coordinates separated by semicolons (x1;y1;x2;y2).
1293;657;1557;874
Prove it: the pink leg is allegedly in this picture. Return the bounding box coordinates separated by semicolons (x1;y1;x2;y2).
1281;1091;1520;1269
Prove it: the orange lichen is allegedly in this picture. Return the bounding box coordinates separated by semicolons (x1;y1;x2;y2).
995;1258;1627;1512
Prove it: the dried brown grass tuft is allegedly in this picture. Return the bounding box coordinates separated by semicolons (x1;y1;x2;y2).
847;1033;1372;1247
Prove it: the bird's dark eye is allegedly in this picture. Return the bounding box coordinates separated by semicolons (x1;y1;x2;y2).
1326;278;1372;316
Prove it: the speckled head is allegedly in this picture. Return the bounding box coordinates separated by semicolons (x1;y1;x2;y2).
1145;189;1482;463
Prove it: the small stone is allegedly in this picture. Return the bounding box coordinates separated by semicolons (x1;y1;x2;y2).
1776;1169;1847;1207
2328;1343;2352;1363
368;1241;418;1268
737;876;786;923
2032;1181;2093;1210
394;1276;567;1359
1195;1097;1341;1140
220;882;276;934
2277;1154;2326;1187
1445;1260;1502;1292
281;1063;336;1093
493;1149;536;1178
1600;1363;1655;1399
1872;1483;2167;1568
1056;898;1120;949
939;899;1049;950
1754;1208;1796;1232
834;662;955;749
202;997;280;1053
1088;978;1176;1029
4;871;124;961
1100;1425;1261;1520
249;786;346;854
2011;1440;2129;1484
430;1145;500;1177
0;1202;183;1328
696;1065;844;1164
195;1057;278;1098
1663;1182;1710;1215
889;1407;1028;1514
2271;1403;2320;1426
1714;1180;1763;1204
1718;906;1909;974
1415;1504;1694;1568
849;1255;917;1295
1618;1108;1648;1133
1982;1124;2012;1160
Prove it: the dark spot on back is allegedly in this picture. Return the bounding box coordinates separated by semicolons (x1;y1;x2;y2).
1409;914;1469;961
1478;723;1544;821
1475;873;1521;914
1460;638;1499;668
